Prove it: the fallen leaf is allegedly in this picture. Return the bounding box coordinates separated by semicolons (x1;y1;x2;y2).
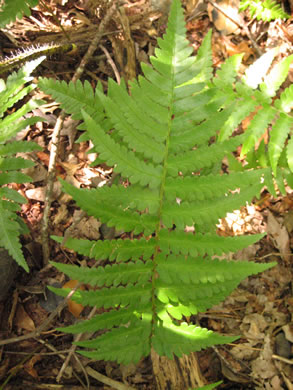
15;304;35;331
24;354;42;379
26;181;62;202
208;0;241;35
222;36;255;61
251;335;277;380
63;279;85;318
267;211;291;262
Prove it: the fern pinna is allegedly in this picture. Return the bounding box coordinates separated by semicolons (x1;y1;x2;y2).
39;0;275;365
0;57;44;272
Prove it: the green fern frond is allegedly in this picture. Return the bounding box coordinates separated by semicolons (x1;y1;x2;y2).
0;0;39;28
239;0;290;21
0;58;44;271
40;0;276;365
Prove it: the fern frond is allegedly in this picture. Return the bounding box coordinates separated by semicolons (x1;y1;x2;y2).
0;58;43;271
42;0;276;365
215;49;293;187
239;0;290;21
0;0;39;28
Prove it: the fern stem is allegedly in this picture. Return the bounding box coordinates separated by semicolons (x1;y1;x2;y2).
151;68;176;345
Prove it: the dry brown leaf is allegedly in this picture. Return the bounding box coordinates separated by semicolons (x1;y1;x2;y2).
208;0;241;35
267;211;291;263
222;37;255;60
24;354;42;379
63;279;85;318
251;335;277;380
15;304;35;331
25;181;62;202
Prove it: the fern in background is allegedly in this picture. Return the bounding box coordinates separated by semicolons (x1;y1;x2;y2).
0;57;44;271
239;0;290;21
214;48;293;195
39;0;275;365
0;0;39;28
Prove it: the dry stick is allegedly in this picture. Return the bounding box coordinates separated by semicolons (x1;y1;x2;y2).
100;44;121;84
56;307;98;383
42;114;66;265
36;339;88;390
206;0;263;57
41;0;124;265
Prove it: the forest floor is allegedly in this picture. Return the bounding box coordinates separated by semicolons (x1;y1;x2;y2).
0;0;292;389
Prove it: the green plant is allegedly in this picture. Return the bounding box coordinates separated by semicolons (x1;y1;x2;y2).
215;48;293;195
0;0;39;28
239;0;290;21
0;57;44;271
39;0;275;365
194;382;222;390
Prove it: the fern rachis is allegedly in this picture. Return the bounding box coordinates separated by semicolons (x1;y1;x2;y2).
39;0;276;366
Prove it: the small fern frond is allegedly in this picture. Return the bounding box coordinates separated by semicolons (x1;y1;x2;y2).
0;0;39;28
239;0;290;21
41;0;276;364
215;49;293;187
